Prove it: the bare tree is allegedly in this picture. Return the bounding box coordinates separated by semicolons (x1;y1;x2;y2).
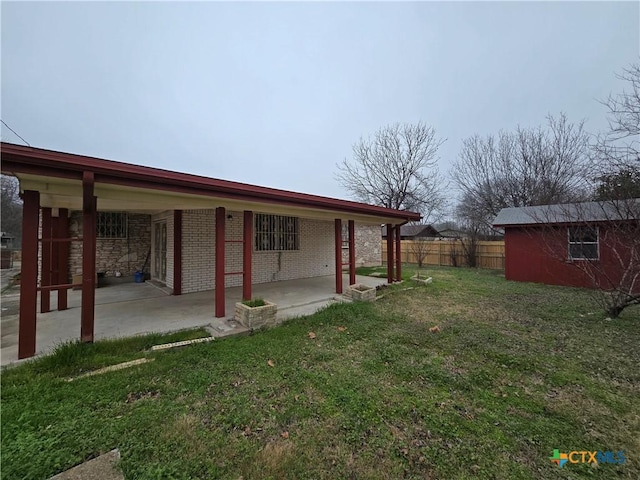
452;113;591;228
337;122;446;221
409;237;431;270
575;63;640;317
594;168;640;201
455;192;505;267
523;66;640;318
530;200;639;318
593;63;640;172
453;200;480;268
408;228;435;274
448;243;460;268
1;175;22;241
588;203;640;318
592;64;640;198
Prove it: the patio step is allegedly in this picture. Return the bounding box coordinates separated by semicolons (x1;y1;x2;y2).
48;449;123;480
207;320;248;337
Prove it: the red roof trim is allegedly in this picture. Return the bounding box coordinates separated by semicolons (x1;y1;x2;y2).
1;143;420;221
496;220;632;228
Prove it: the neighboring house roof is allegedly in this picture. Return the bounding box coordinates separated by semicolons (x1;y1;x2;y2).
493;200;640;227
435;228;462;238
432;222;463;238
433;222;457;231
1;143;421;224
381;224;440;238
0;232;15;239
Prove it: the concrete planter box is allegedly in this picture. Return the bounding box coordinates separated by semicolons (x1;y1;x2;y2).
349;283;376;302
411;275;433;285
234;301;278;329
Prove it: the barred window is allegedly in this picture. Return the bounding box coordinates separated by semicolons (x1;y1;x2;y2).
568;226;598;260
97;212;128;239
255;214;299;251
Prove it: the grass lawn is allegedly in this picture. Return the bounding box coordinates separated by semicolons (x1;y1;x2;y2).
2;266;638;479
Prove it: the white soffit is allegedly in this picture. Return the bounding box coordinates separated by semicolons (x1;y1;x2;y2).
18;174;399;225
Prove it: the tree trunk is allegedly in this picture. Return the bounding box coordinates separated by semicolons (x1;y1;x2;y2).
606;305;624;318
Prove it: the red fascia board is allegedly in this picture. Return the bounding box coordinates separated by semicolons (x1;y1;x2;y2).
496;220;631;229
495;223;570;229
1;157;83;181
1;143;420;221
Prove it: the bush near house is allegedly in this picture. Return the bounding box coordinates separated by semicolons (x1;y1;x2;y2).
1;267;638;479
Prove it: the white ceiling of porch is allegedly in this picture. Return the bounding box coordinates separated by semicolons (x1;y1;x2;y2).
17;173;400;225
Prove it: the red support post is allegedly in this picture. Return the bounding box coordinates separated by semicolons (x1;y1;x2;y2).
348;220;356;286
395;224;402;282
386;224;394;283
173;210;182;295
334;219;343;294
57;208;69;310
81;172;96;343
40;207;52;313
18;190;40;359
243;210;253;301
215;207;226;318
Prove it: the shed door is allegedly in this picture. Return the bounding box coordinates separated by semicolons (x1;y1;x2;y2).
153;221;167;283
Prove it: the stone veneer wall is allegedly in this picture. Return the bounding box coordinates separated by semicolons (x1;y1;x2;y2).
342;224;383;267
69;212;152;277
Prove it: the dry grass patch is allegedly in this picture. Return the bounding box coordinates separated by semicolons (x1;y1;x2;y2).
246;439;296;477
161;413;209;461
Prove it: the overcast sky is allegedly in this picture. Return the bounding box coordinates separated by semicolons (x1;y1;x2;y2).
1;1;638;203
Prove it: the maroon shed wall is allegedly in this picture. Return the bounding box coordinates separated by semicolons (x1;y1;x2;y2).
504;225;638;293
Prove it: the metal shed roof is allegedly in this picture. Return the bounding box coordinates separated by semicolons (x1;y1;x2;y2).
493;199;640;227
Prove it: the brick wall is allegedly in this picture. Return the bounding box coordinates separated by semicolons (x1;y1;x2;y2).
251;215;335;285
69;212;151;277
179;209;335;294
181;209;215;293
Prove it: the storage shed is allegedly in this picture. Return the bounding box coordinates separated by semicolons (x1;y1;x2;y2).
493;200;640;292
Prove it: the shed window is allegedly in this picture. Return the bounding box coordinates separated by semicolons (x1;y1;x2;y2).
97;212;128;239
568;226;598;260
255;214;299;251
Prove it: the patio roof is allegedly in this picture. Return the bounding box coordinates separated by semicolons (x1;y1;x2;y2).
1;142;421;224
2;142;411;359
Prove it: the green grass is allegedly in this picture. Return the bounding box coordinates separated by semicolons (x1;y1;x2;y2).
2;267;638;479
357;263;449;281
242;298;267;308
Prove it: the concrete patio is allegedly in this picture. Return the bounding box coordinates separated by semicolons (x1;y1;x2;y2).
1;274;385;366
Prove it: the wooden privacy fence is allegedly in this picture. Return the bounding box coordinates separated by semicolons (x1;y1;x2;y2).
382;240;505;270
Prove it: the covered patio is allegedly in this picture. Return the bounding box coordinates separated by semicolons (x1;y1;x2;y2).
1;142;419;360
1;274;385;366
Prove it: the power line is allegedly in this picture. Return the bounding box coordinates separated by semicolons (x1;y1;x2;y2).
0;120;31;146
